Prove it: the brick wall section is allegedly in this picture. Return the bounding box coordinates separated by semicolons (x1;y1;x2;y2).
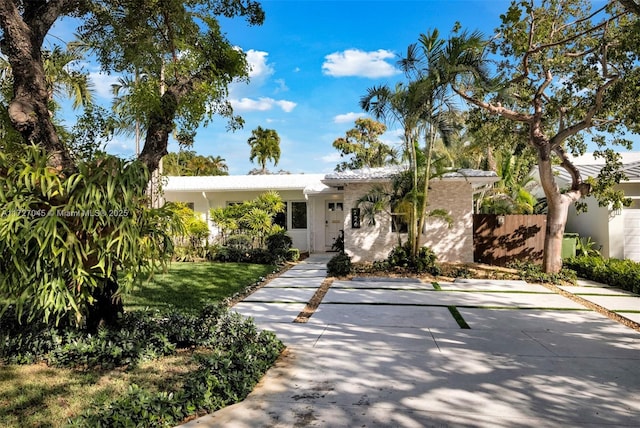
343;180;474;263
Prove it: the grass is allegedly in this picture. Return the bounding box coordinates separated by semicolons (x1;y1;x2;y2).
124;262;276;311
1;261;277;428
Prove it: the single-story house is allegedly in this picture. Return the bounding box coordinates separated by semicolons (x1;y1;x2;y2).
162;167;498;263
552;152;640;261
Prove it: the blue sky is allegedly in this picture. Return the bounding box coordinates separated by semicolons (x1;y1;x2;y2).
51;1;522;174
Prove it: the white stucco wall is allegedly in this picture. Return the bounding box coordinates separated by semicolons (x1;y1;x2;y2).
341;180;475;263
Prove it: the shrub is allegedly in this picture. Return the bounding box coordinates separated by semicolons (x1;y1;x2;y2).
387;243;440;275
564;256;640;294
68;310;283;427
507;260;577;285
212;246;245;263
266;232;292;253
3;304;285;426
327;253;352;277
286;248;300;262
245;248;275;265
0;147;178;327
226;234;253;251
330;230;344;253
266;231;294;264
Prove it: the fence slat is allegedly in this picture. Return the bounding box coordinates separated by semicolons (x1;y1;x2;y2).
473;214;546;266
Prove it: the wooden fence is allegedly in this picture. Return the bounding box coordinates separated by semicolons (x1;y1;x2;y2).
473;214;547;266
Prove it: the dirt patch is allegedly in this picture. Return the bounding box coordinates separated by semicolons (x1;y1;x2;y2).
539;282;640;333
293;278;334;323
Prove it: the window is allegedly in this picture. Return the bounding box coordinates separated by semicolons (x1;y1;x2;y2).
273;203;287;229
185;202;195;211
291;202;307;229
391;202;408;233
328;202;344;211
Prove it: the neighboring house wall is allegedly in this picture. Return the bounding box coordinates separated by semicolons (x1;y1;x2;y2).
565;181;640;261
565;197;613;257
341;180;475;263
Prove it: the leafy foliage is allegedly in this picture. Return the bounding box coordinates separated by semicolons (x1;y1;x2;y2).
247;126;281;173
168;203;210;260
564;256;640;294
0;146;178;326
507;260;577;285
163;151;229;176
1;304;284;427
210;191;287;253
387;243;441;275
480;149;538;214
327;253;353;277
332;118;398;171
438;1;640;272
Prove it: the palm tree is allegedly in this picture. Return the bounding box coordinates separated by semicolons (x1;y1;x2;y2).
360;82;424;256
42;45;94;110
480;150;538;214
360;30;466;258
247;126;281;174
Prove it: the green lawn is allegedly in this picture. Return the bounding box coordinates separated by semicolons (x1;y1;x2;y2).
1;261;279;428
124;262;277;311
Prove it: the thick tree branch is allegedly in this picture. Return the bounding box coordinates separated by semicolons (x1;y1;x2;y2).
0;0;75;170
139;77;196;173
551;76;618;148
23;0;82;46
553;145;590;200
452;86;533;123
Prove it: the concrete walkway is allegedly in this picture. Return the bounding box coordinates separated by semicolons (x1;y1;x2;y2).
183;254;640;428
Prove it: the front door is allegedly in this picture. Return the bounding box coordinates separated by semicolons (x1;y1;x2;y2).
325;201;344;250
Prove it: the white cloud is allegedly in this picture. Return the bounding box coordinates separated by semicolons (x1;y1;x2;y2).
333;112;366;124
274;78;288;93
322;49;400;78
230;97;297;113
246;49;274;82
88;71;122;99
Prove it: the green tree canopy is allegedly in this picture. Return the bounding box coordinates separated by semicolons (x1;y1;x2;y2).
332;118;398;171
439;0;640;272
0;0;264;327
247;126;281;173
163;151;229;176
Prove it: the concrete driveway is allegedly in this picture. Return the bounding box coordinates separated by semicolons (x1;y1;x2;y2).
182;255;640;427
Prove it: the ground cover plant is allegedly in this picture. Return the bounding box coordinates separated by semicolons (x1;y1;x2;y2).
565;256;640;294
0;263;283;428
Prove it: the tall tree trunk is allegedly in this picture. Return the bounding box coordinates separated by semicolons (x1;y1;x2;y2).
85;273;123;332
0;0;75;170
543;193;571;273
536;145;586;273
416;128;435;254
406;129;419;258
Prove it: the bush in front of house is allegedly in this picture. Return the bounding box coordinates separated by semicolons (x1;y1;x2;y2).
327;253;352;277
266;231;294;263
387;243;441;275
564;256;640;294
